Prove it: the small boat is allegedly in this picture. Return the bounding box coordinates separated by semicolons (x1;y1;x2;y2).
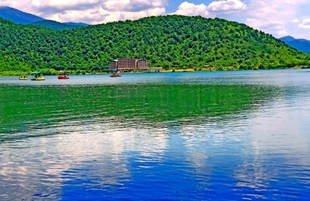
31;72;45;81
19;73;27;80
58;71;69;79
110;71;122;77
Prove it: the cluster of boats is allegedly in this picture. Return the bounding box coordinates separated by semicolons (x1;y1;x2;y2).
19;72;46;81
110;71;122;77
19;71;70;81
19;71;122;81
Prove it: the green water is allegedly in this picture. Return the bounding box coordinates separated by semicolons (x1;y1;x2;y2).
1;83;275;135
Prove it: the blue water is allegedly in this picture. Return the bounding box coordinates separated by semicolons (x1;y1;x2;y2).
1;70;310;200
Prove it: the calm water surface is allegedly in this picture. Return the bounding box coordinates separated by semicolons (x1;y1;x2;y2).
0;70;310;200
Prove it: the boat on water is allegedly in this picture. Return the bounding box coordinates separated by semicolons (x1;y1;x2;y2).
110;71;122;77
19;73;27;80
31;72;45;81
58;71;69;79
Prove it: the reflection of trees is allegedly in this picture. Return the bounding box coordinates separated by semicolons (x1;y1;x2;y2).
104;84;276;123
1;84;277;134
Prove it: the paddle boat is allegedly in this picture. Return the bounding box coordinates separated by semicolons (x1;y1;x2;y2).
58;71;69;79
31;72;45;81
110;71;122;77
19;73;27;80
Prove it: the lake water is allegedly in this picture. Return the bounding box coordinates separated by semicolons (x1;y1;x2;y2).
1;70;310;200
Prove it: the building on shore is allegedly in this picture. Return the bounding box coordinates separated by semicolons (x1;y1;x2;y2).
109;58;150;72
137;59;149;71
109;60;118;72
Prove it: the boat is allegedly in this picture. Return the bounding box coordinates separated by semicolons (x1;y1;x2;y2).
58;71;69;79
19;73;27;80
31;72;45;81
110;71;122;77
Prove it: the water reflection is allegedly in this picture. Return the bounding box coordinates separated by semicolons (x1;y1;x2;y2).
0;108;309;200
0;83;276;135
233;92;310;200
1;70;310;200
0;119;170;200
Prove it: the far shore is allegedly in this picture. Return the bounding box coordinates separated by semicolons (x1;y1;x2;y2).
1;65;309;76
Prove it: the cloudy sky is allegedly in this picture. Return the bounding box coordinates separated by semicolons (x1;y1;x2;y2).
1;0;310;39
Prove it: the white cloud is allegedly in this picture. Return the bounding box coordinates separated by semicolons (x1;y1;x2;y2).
262;22;288;37
245;18;288;37
35;0;167;23
174;2;210;17
243;0;309;38
0;0;167;24
248;1;296;20
299;19;310;29
0;0;34;13
208;0;246;13
48;6;166;24
292;19;299;23
31;0;100;9
174;0;246;18
101;0;167;12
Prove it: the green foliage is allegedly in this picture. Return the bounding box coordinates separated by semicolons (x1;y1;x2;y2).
0;15;309;75
39;68;58;75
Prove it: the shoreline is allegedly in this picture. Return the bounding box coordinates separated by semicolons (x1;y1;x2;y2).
0;66;309;76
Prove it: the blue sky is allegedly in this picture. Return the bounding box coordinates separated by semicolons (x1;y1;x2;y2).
1;0;310;39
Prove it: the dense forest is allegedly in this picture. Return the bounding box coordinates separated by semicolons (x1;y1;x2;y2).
0;15;309;75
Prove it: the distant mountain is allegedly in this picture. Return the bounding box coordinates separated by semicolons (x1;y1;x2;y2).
32;20;88;30
0;6;43;24
65;22;89;27
0;6;87;29
280;36;310;53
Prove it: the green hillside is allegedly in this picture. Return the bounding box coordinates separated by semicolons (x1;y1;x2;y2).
0;15;309;75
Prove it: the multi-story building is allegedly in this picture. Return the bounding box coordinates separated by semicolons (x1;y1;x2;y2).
137;59;149;71
109;58;150;72
109;60;118;71
118;58;136;72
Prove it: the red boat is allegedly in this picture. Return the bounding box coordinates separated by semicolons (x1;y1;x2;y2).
58;72;69;79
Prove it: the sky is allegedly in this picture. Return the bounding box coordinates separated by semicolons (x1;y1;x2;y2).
1;0;310;39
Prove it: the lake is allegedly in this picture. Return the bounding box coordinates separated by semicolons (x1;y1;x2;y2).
1;70;310;200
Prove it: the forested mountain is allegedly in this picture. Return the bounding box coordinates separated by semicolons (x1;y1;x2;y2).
32;20;88;30
0;6;43;24
280;36;310;53
0;15;309;75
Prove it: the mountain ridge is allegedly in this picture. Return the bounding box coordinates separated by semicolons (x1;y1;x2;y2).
0;6;43;24
280;36;310;53
0;6;88;29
